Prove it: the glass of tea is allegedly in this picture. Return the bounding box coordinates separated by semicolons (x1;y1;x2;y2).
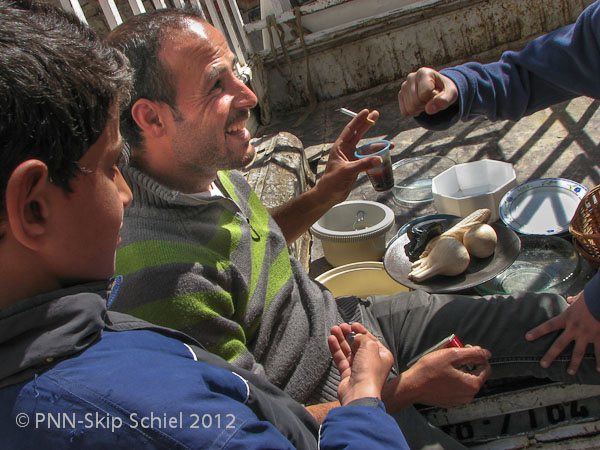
355;139;394;191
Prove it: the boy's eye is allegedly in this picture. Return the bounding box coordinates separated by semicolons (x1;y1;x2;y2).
110;151;127;179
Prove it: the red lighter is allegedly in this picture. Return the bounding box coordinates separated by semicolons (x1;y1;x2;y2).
407;333;464;367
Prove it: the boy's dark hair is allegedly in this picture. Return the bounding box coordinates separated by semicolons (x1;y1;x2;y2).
105;8;206;156
0;0;132;214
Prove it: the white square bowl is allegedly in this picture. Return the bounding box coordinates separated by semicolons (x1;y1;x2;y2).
432;160;517;222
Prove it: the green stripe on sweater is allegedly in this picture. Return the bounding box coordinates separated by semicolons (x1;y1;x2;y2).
208;208;242;262
247;190;292;312
116;239;232;277
128;290;250;362
207;329;250;363
218;171;239;203
246;190;269;314
116;206;244;278
219;172;274;322
266;247;292;305
126;290;248;363
127;290;236;329
221;172;293;317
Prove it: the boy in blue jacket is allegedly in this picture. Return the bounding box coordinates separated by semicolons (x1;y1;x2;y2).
398;0;600;378
0;1;408;449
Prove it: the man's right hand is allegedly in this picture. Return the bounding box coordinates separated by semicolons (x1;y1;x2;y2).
398;67;459;117
383;345;491;411
328;323;394;406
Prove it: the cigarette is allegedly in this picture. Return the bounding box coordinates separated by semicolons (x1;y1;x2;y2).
337;107;376;125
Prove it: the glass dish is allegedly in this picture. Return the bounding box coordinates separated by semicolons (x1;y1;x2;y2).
475;235;581;295
392;155;456;204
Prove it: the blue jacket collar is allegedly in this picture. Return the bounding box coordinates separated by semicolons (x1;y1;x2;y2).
0;280;110;387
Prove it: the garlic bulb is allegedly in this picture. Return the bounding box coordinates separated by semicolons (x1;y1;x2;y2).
420;208;491;258
463;223;497;258
408;237;470;282
439;208;492;240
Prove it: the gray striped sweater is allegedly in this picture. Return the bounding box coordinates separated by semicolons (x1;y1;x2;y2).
112;166;343;403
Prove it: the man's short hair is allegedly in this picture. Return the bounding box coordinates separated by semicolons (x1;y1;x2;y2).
106;8;207;154
0;0;132;213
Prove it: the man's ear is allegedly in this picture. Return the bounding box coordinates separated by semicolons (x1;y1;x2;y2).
130;99;168;138
4;160;52;250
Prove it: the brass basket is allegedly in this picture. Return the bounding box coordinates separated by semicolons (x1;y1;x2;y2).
570;185;600;268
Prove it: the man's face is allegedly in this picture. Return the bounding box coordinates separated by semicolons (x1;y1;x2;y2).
160;21;258;185
50;112;132;284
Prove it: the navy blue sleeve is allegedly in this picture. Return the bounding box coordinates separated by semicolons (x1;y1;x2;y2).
319;400;409;450
1;331;303;450
416;0;600;130
584;271;600;322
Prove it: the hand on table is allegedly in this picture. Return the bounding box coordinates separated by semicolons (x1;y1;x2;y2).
526;290;600;375
328;322;394;406
398;67;459;117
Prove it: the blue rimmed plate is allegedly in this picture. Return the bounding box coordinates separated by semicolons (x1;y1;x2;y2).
499;178;587;236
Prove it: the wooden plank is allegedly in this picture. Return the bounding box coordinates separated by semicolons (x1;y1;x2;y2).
423;384;600;426
151;0;167;8
245;0;432;33
203;0;227;37
188;0;207;18
98;0;123;29
226;0;253;52
58;0;88;24
127;0;146;14
215;0;247;65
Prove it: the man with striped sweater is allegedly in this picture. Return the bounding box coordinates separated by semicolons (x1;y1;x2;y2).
108;8;600;450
